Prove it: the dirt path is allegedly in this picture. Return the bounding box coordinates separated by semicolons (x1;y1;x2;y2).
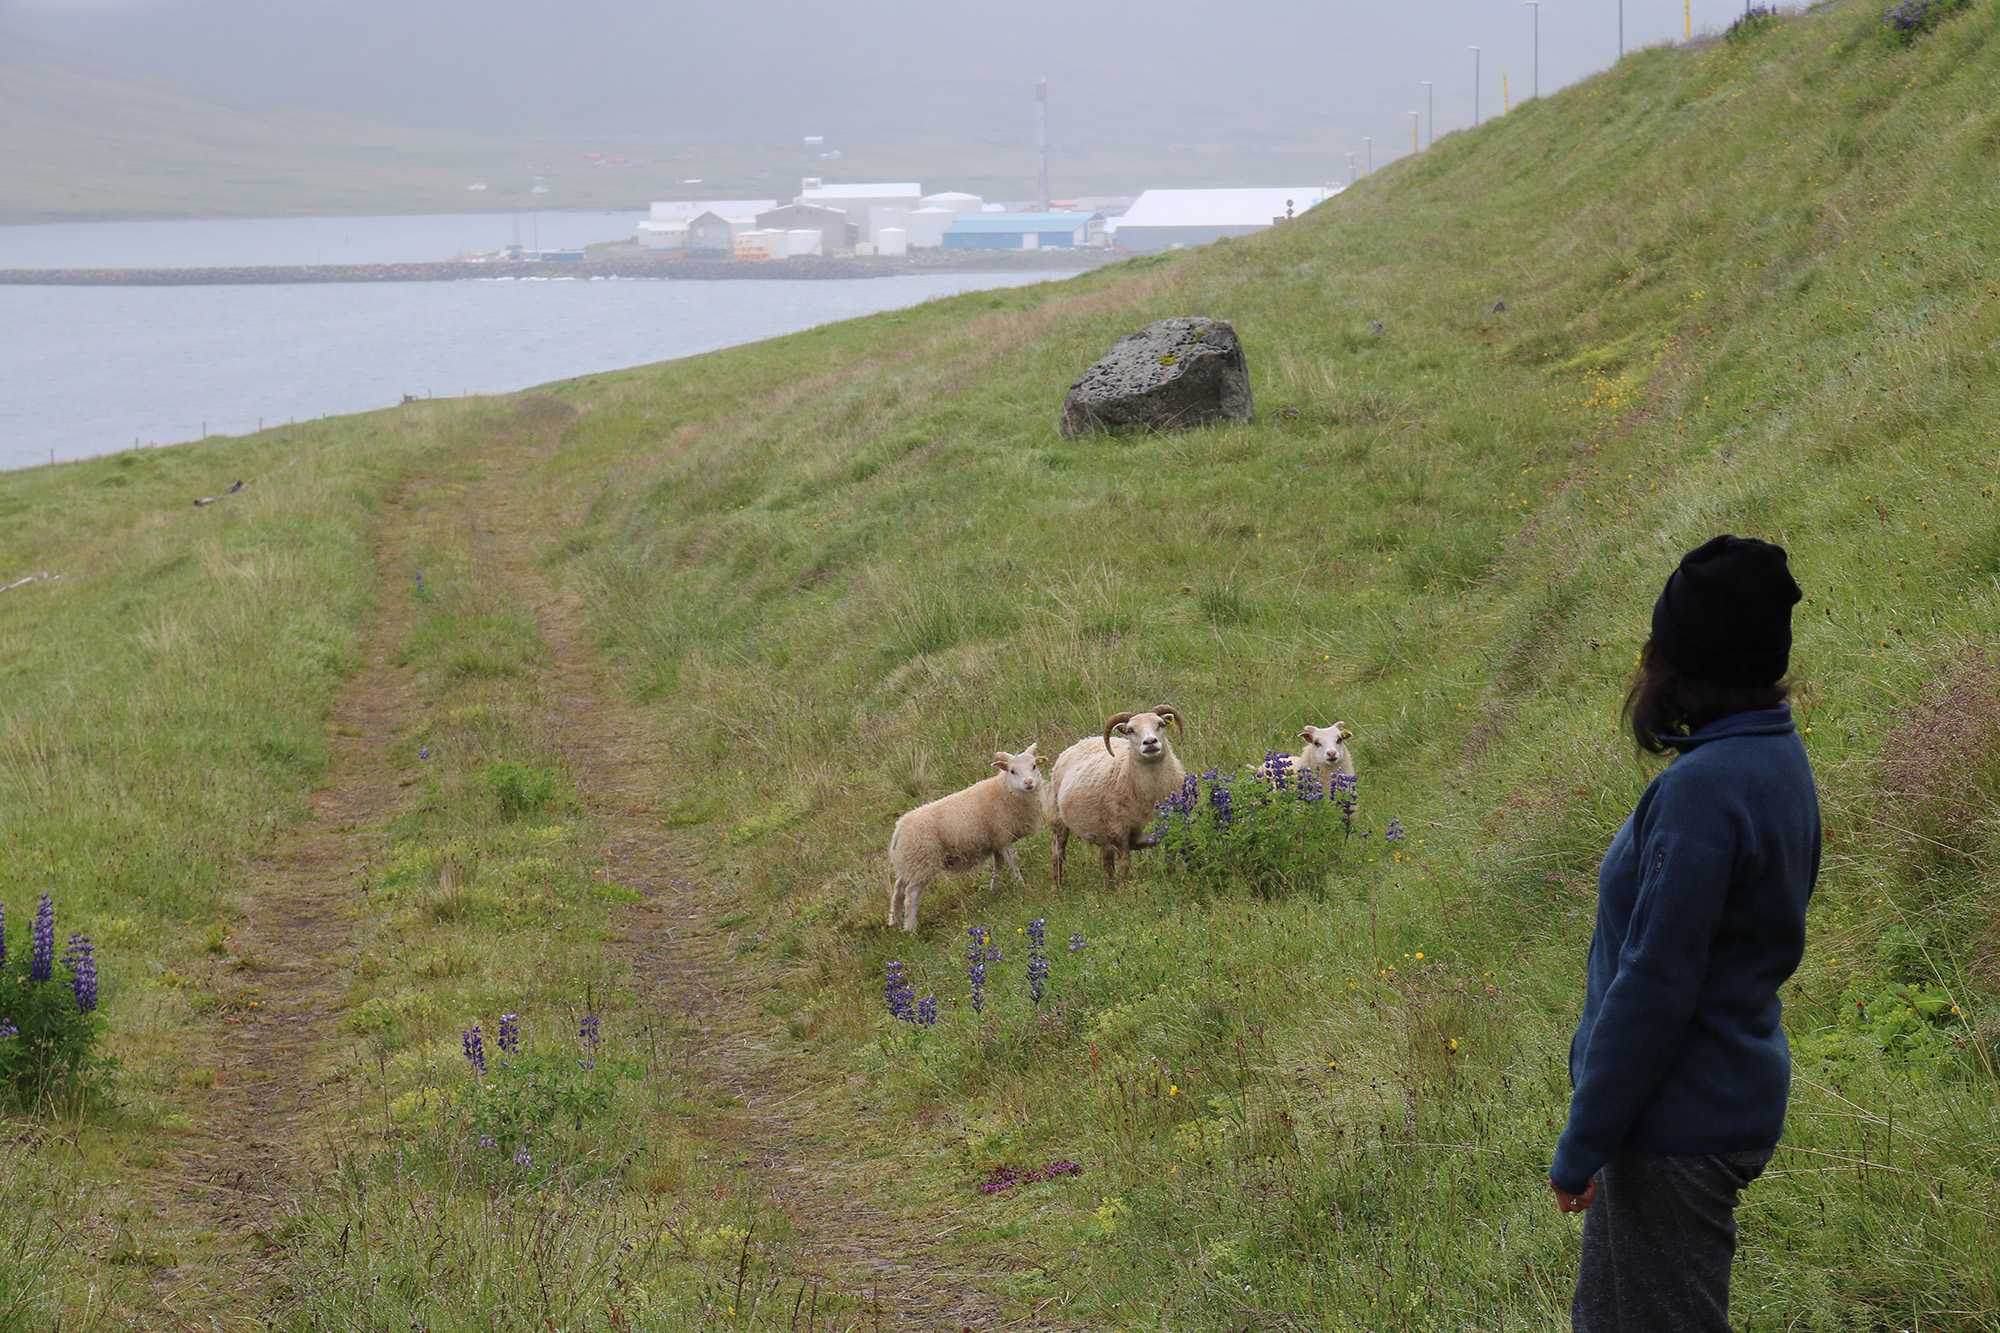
149;496;423;1324
458;406;1033;1330
140;405;1035;1329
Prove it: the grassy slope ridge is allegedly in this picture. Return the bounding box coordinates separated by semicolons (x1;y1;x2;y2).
521;0;2000;1325
1;0;1998;1326
0;30;670;223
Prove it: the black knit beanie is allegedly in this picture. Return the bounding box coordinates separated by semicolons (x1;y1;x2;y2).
1650;535;1802;685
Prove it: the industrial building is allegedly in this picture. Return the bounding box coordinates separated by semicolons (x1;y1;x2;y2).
1111;187;1334;252
942;212;1096;250
754;203;856;254
636;199;775;250
795;181;922;243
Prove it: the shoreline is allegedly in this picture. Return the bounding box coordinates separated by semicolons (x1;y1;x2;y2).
0;252;1120;287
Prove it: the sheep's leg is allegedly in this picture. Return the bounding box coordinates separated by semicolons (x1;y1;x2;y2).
903;878;923;933
999;844;1024;885
1101;845;1118;883
1051;826;1069;888
889;876;907;930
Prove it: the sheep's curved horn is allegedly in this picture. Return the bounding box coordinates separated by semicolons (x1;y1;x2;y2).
1102;712;1135;754
1154;705;1182;729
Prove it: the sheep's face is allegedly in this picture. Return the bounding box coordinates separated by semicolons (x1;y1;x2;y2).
1116;713;1174;762
993;744;1043;793
1300;723;1353;770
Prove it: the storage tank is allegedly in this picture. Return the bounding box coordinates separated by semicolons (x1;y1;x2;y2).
876;227;908;257
787;229;823;257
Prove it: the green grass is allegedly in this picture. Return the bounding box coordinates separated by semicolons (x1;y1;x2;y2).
520;1;2000;1324
3;0;2000;1325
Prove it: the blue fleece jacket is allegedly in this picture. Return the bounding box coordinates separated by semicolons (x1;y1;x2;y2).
1549;706;1821;1195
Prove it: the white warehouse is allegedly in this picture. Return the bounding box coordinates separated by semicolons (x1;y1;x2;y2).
1112;187;1337;252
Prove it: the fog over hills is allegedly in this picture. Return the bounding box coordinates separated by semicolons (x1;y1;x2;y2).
6;0;1767;178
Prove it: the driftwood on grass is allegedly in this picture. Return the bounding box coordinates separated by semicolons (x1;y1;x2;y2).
194;480;245;507
1;572;60;594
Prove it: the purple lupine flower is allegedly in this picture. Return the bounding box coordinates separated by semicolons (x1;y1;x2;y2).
1295;770;1324;804
966;928;989;1014
0;897;7;968
0;1018;17;1041
478;1136;497;1149
1260;752;1291;791
1068;930;1087;952
63;933;97;1014
1209;781;1235;828
579;1014;601;1047
415;572;425;594
884;960;916;1023
1385;818;1407;843
514;1151;533;1167
419;747;430;761
461;1025;486;1075
916;994;938;1027
30;895;54;984
1883;0;1936;32
496;1013;521;1056
1026;919;1049;1006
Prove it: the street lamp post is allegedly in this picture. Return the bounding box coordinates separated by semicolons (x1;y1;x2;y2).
1421;81;1434;146
1470;46;1481;126
1525;1;1539;100
1410;111;1420;153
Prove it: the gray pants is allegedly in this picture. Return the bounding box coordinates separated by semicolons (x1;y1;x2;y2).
1572;1147;1773;1333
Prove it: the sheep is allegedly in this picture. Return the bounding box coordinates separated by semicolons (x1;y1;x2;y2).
1255;722;1356;789
1043;707;1187;887
887;745;1045;933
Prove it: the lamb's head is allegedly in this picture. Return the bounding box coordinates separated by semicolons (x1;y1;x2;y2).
992;743;1044;793
1299;722;1354;771
1102;706;1183;763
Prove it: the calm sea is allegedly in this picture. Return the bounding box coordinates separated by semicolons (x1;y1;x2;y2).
0;212;1062;471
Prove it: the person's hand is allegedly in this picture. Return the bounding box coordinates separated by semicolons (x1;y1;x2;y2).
1551;1178;1597;1213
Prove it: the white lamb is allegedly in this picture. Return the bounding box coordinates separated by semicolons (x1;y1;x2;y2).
887;745;1044;933
1043;707;1187;887
1257;723;1356;791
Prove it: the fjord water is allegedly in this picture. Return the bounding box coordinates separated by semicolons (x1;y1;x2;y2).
0;212;1059;471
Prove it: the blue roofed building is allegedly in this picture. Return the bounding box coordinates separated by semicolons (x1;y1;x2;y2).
942;211;1096;250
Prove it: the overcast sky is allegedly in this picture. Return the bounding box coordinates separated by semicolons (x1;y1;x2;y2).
1;0;1769;167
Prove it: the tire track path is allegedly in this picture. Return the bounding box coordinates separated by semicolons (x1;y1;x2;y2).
460;405;1040;1330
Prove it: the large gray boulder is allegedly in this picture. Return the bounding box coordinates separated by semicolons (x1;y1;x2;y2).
1058;317;1254;439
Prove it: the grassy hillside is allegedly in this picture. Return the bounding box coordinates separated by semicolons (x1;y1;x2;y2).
0;28;1346;224
3;0;1999;1327
0;31;695;223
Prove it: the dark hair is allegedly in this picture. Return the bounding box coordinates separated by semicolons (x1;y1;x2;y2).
1624;637;1791;755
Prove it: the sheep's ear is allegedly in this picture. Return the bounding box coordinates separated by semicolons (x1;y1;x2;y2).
1299;727;1317;741
1034;754;1047;767
992;752;1012;768
1339;726;1354;742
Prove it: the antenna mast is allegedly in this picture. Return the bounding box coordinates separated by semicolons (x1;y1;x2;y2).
1036;77;1050;211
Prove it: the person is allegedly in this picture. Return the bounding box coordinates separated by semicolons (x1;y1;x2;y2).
1548;535;1822;1332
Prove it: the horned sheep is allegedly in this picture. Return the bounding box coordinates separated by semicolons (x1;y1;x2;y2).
1042;707;1187;886
887;745;1044;933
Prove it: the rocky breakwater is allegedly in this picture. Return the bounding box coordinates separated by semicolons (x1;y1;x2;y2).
0;256;890;286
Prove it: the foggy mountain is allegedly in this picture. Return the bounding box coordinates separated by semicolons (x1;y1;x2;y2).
4;0;1764;175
